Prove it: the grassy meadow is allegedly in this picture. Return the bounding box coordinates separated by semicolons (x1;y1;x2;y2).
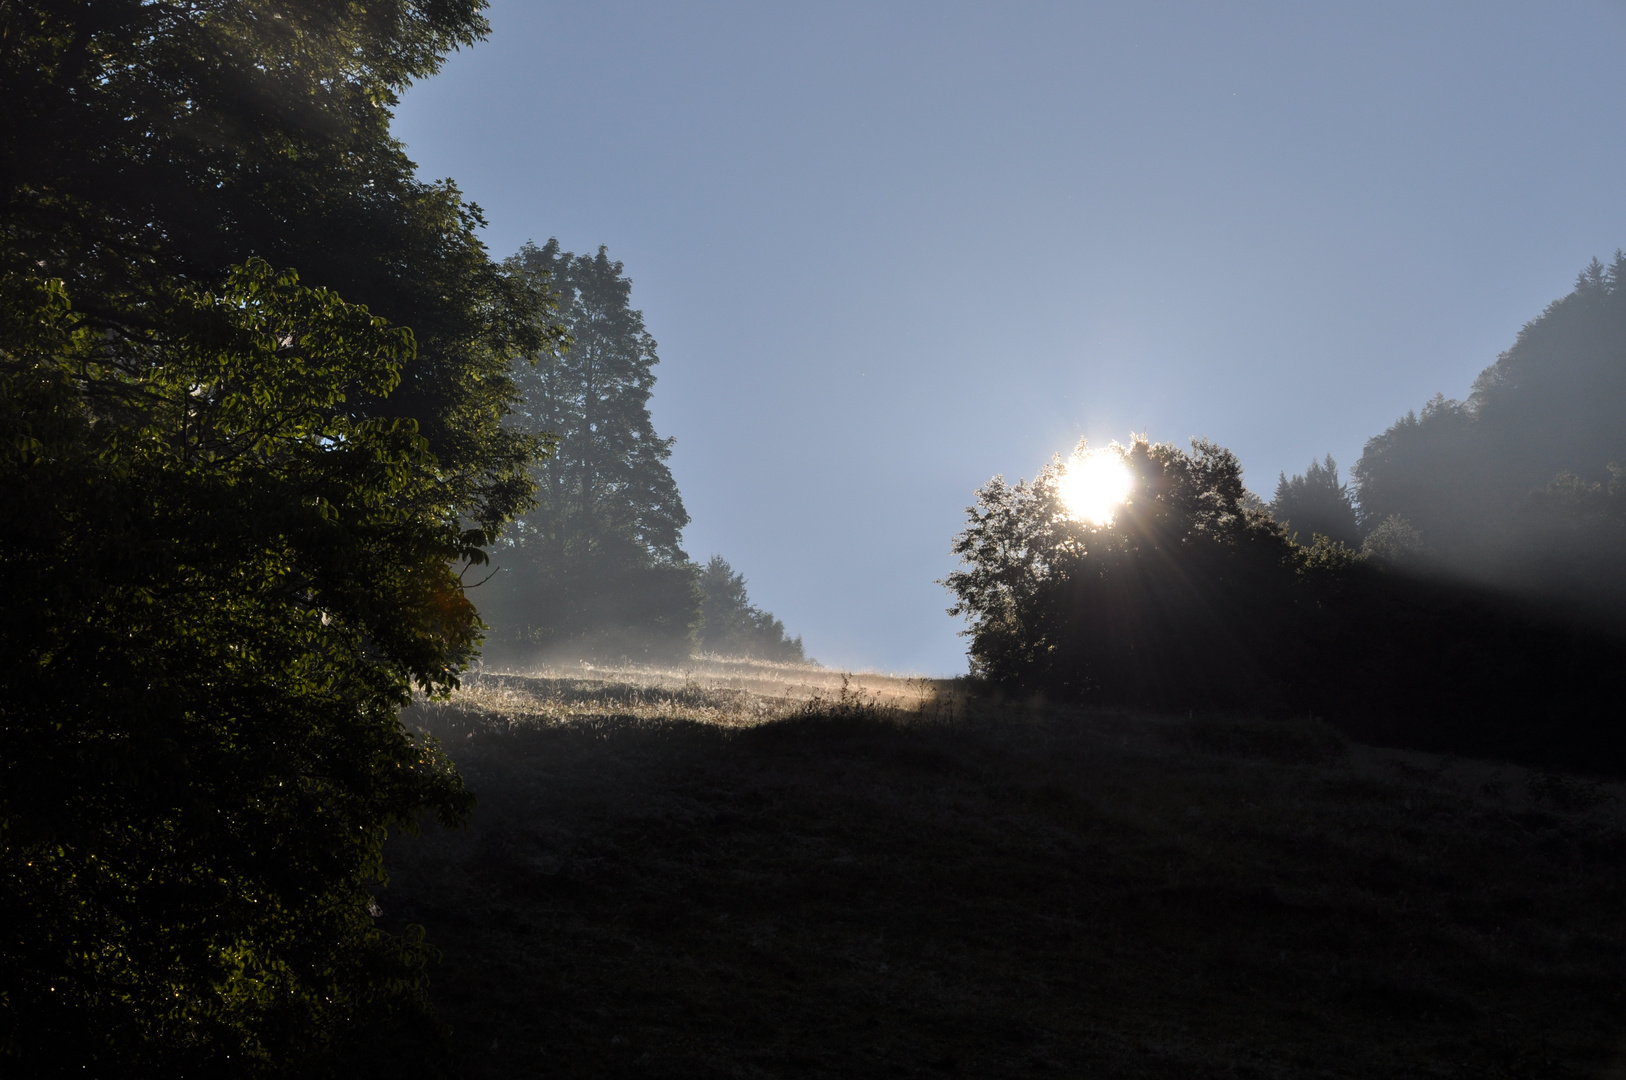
381;660;1626;1078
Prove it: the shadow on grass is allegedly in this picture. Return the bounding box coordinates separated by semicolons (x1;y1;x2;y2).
378;688;1626;1078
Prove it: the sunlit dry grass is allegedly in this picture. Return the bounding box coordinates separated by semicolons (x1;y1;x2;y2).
411;655;956;732
467;654;948;711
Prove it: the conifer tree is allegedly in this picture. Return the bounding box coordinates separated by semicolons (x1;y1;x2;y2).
1352;252;1626;618
1270;455;1361;548
484;241;699;659
697;556;808;662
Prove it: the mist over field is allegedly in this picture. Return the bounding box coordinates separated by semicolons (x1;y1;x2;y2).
9;3;1626;1076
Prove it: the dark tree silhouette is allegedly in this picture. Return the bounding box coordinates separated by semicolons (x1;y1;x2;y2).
698;556;808;662
945;436;1626;772
946;437;1300;707
1270;455;1361;548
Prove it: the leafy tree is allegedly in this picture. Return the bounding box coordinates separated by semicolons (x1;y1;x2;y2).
481;241;699;660
1360;514;1427;565
0;0;557;539
1351;392;1496;556
1270;455;1361;547
0;262;474;1072
697;556;808;663
946;437;1301;708
947;436;1626;773
1;6;564;1070
1492;465;1626;617
942;464;1075;693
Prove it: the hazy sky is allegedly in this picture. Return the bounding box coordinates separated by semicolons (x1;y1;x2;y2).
395;1;1626;675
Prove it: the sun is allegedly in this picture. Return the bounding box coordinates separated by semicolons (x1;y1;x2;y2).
1057;450;1133;525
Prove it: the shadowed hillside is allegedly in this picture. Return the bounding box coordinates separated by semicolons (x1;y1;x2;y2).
377;667;1626;1078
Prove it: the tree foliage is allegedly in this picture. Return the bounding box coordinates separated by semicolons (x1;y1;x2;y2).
1270;455;1360;548
1352;253;1626;618
947;437;1301;708
0;262;474;1072
480;241;699;661
1359;514;1426;565
0;4;575;1071
947;436;1626;772
697;556;807;663
0;0;559;538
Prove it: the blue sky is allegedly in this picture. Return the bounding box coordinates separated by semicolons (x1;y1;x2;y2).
394;1;1626;674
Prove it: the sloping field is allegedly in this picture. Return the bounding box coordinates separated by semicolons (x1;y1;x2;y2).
381;664;1626;1078
457;656;946;714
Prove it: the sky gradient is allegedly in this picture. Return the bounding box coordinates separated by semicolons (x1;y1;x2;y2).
394;1;1626;674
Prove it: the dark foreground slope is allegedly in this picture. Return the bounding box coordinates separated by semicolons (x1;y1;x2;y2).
381;676;1626;1079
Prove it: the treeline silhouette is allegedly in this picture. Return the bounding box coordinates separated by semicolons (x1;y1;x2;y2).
948;258;1626;774
1354;253;1626;620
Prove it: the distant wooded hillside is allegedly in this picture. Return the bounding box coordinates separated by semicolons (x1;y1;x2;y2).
1352;253;1626;620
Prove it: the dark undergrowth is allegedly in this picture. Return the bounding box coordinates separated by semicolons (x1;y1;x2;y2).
375;687;1626;1078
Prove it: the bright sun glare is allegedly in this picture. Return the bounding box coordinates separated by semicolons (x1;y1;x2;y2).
1058;451;1133;525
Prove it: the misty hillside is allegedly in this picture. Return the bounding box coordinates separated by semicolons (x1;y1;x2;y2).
1351;254;1626;617
1357;254;1626;524
373;668;1626;1079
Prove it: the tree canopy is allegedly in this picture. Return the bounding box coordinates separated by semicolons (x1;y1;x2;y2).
0;0;559;539
0;262;474;1072
0;5;568;1070
1353;252;1626;619
1270;455;1360;548
946;436;1626;771
697;556;808;663
946;437;1301;707
480;241;699;661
